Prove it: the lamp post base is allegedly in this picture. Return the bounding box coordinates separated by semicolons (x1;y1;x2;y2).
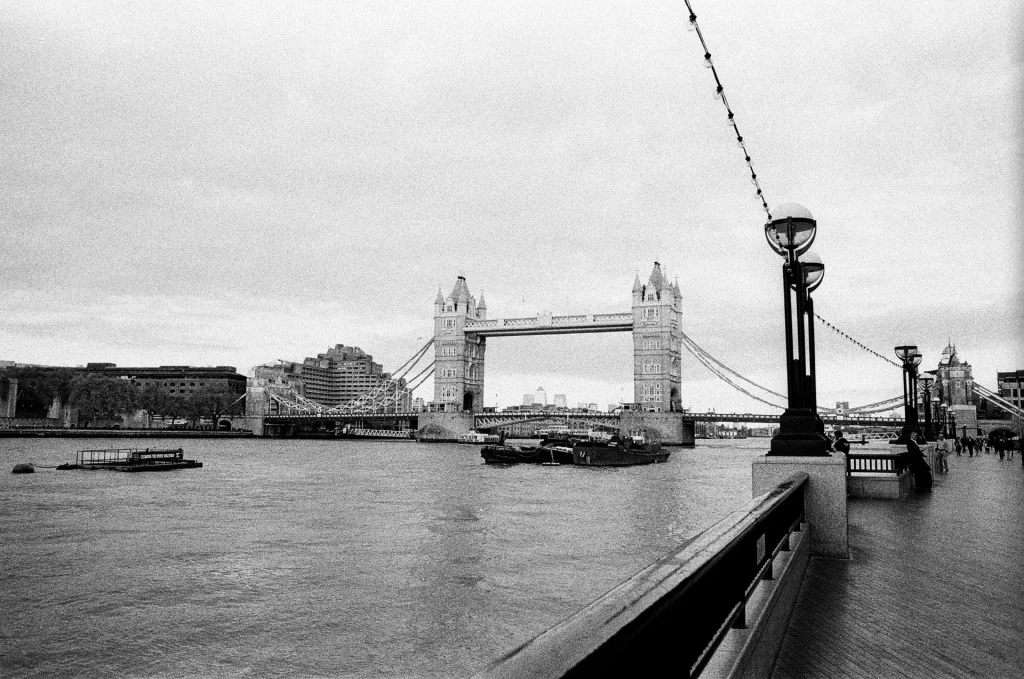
769;408;832;456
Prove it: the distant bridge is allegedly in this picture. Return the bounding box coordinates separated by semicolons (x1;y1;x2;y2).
683;412;905;427
259;410;905;436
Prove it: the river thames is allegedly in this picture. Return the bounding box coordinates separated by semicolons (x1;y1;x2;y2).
2;437;768;677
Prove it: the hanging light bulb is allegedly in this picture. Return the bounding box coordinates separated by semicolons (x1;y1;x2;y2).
714;85;723;99
704;53;713;68
736;135;744;146
688;13;697;31
726;111;736;126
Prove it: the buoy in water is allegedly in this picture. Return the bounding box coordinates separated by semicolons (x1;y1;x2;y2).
12;463;34;474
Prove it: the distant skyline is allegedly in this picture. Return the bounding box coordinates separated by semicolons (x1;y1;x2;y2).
2;2;1021;414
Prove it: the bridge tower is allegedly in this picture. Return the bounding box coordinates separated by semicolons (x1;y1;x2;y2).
631;262;683;412
433;276;487;412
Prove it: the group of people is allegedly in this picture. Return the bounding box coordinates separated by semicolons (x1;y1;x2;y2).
949;434;1020;461
830;428;1022;492
914;431;1022;476
945;434;1017;459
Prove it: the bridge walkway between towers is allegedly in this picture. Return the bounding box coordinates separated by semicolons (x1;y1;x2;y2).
773;452;1024;678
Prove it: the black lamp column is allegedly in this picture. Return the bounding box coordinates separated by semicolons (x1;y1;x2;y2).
920;375;935;441
766;204;830;456
894;345;922;442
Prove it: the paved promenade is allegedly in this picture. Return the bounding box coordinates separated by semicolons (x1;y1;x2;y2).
774;450;1024;678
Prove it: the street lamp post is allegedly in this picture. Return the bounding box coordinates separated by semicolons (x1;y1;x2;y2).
919;374;935;441
765;203;830;456
895;345;922;441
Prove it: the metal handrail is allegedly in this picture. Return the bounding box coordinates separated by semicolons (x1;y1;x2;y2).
847;451;911;476
472;472;808;678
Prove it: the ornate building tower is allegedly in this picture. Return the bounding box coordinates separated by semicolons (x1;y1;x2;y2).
935;341;977;433
936;342;975;406
631;262;683;411
433;276;487;412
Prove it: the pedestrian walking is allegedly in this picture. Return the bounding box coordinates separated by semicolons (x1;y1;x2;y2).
933;432;951;473
1007;438;1015;460
996;438;1005;460
966;437;975;456
954;437;962;456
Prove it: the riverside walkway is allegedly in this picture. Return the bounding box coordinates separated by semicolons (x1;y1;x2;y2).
773;451;1024;678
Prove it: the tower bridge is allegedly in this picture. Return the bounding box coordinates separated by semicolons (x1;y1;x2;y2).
252;261;912;443
432;262;683;414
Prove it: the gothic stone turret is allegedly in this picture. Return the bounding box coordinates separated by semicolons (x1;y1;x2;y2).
433;276;486;412
632;262;683;412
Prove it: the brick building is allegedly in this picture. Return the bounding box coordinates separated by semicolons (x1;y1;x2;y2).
257;344;409;409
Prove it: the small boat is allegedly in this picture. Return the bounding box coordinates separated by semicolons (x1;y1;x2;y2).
481;444;547;464
458;431;501;444
535;442;576;465
572;433;670;466
56;448;203;472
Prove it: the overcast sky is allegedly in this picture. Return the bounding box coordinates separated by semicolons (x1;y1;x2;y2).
2;1;1021;414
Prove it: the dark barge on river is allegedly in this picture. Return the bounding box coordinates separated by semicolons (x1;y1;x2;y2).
56;448;203;472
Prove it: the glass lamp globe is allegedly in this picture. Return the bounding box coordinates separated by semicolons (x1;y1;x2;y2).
765;203;816;257
911;352;923;367
802;251;825;292
894;345;918;362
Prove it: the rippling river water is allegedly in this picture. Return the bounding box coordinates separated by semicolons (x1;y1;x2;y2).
1;437;768;677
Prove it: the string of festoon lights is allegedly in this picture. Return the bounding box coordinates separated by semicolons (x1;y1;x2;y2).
683;0;771;220
814;312;903;369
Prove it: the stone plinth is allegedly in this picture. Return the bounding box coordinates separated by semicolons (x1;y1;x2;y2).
847;472;912;499
752;454;848;558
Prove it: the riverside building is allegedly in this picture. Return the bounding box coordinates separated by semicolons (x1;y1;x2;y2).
255;344;409;410
0;363;247;419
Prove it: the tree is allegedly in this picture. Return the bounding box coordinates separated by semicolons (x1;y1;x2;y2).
137;384;170;417
192;385;242;428
2;367;76;418
68;374;136;426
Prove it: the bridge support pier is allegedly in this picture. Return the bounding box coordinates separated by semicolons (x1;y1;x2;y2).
752;454;848;558
619;412;694;446
417;412;476;442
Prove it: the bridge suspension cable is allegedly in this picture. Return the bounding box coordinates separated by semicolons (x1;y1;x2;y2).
818;394;904;416
974;384;1024;421
390;338;435;380
680;331;786;400
406;362;435;392
678;330;785;409
846;395;905;412
683;0;772;220
680;326;909;415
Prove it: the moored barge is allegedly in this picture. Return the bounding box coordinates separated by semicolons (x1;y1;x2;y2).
572;433;669;466
56;448;203;472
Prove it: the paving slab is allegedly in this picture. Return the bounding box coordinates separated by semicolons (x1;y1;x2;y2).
773;452;1024;678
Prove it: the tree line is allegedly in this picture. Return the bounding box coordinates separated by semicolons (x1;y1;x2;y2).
1;368;243;426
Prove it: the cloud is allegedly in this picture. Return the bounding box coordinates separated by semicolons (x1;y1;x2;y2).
0;1;1020;414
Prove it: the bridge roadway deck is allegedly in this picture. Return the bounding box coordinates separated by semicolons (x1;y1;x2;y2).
773;451;1024;678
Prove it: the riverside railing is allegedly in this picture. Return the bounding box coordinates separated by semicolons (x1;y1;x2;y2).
846;450;911;476
473;472;808;679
